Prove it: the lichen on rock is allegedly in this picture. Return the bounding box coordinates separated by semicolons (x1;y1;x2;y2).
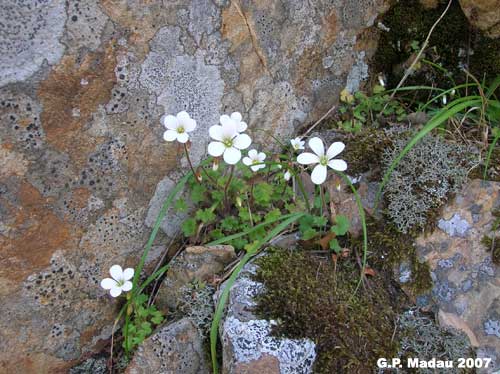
383;134;477;233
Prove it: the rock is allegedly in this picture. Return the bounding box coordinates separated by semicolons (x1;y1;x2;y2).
0;0;390;371
459;0;500;38
218;258;316;373
125;318;209;374
415;180;500;372
156;245;236;312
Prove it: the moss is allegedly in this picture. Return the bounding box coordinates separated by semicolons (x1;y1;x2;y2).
373;0;500;88
356;217;433;295
338;128;393;179
253;248;406;374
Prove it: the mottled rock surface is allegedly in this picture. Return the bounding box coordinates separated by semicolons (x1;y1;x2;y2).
156;245;236;312
459;0;500;38
125;317;209;374
416;180;500;372
0;0;390;371
219;259;316;374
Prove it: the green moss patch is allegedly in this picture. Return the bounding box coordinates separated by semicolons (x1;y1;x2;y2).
253;248;406;374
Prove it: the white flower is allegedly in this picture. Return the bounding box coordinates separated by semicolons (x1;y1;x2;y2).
290;137;305;151
297;137;347;185
162;111;197;143
207;115;252;165
100;265;134;298
243;149;266;171
220;112;247;133
284;170;291;181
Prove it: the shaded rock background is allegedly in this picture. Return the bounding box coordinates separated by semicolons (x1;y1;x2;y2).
0;0;391;371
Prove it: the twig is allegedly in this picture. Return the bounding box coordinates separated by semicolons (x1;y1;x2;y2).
300;103;337;137
382;0;453;112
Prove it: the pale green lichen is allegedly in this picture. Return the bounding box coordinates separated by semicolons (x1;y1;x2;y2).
382;134;477;233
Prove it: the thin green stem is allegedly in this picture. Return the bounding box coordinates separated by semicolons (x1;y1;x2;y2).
294;171;312;212
183;143;201;184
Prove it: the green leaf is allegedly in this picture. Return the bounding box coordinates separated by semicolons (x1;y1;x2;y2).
195;208;216;224
221;216;239;231
302;228;317;240
182;218;197;237
329;238;341;253
210;228;224;240
264;208;281;223
174;198;188;212
331;215;350;236
253;183;273;206
191;184;207;204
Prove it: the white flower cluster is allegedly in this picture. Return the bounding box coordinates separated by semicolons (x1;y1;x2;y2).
161;110;347;185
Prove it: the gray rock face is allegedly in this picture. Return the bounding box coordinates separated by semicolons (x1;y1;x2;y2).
125;318;210;374
219;260;316;374
0;0;389;371
0;0;67;86
416;180;500;373
156;245;236;312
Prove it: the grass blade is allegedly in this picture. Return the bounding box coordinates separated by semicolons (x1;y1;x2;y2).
209;212;304;374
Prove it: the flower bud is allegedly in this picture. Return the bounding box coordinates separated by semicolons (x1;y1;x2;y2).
236;196;242;207
212;158;220;171
195;168;202;182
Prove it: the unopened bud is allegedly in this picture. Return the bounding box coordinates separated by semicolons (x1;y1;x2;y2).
236;196;242;207
212;158;220;171
195;168;203;182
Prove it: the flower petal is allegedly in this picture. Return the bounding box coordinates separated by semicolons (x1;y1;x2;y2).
177;132;189;143
328;159;347;171
163;130;177;142
311;164;327;185
250;164;265;172
109;265;123;281
100;278;116;290
308;137;325;156
110;287;122;298
184;118;197;132
237;121;247;133
230;112;242;122
209;125;223;141
284;171;291;181
258;152;266;161
297;152;320;165
123;268;134;281
163;115;178;130
121;281;133;292
220;114;232;127
242;156;252;166
248;149;257;158
208;141;225;157
223;147;242;165
177;111;191;122
326;142;345;160
233;133;251;150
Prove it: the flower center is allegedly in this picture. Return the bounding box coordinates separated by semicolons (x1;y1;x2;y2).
319;155;328;166
116;278;125;287
222;137;233;148
252;159;259;165
177;126;185;134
